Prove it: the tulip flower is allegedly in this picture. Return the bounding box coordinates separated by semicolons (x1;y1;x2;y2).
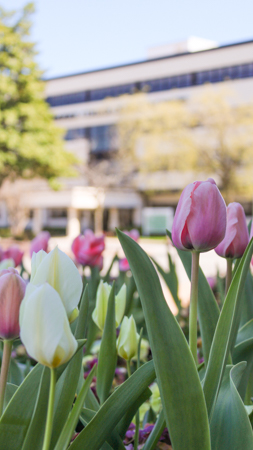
123;229;140;242
92;281;126;330
215;202;249;294
20;283;78;368
215;203;249;259
172;178;226;364
0;259;15;271
0;268;26;340
0;268;26;416
172;178;226;253
29;247;82;322
119;257;130;272
72;229;105;269
117;315;140;361
30;231;50;257
2;246;24;267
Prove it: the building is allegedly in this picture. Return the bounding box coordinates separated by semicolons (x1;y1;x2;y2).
1;37;253;235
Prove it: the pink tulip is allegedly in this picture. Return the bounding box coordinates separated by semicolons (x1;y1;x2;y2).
215;203;249;259
119;257;130;272
207;277;216;290
72;229;105;269
0;268;26;339
30;231;50;257
172;178;226;252
2;246;24;267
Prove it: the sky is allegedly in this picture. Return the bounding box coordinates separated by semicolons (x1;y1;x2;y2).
1;0;253;78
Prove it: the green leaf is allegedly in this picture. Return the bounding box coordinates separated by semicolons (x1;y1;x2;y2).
96;282;117;404
117;388;152;439
103;254;118;283
210;363;253;449
117;230;211;450
167;229;220;364
152;253;181;311
54;365;97;450
142;410;166;450
9;358;24;385
239;271;253;328
0;364;44;449
125;275;136;316
70;360;156;450
203;238;253;419
21;367;50;450
3;383;18;411
49;288;89;449
233;319;253;401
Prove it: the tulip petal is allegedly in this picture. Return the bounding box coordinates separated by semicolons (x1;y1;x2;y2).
115;284;126;327
20;283;77;368
187;181;226;252
30;250;47;282
171;183;195;250
30;247;82;318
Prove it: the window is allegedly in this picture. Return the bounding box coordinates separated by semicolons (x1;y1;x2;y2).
65;128;86;140
90;125;118;153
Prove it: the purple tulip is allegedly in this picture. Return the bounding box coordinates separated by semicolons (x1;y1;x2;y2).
172;178;226;252
215;203;249;259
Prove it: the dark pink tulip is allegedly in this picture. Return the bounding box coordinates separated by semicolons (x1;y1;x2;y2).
2;246;24;267
72;229;105;269
119;257;130;272
30;231;50;257
215;203;249;259
0;268;26;339
172;178;226;252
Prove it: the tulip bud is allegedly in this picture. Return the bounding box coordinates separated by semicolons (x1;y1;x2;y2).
172;178;226;252
30;247;82;321
215;203;249;259
92;281;126;330
72;230;105;269
117;315;140;361
0;268;26;340
119;257;130;272
20;283;78;368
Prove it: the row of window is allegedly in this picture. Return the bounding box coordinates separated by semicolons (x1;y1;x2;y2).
65;125;117;153
47;62;253;108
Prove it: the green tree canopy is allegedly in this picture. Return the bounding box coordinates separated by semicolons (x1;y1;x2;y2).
0;3;77;186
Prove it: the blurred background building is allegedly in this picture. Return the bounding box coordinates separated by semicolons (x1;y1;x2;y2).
1;37;253;236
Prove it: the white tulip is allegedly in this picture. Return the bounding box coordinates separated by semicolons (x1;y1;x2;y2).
0;259;15;270
30;247;82;321
117;315;140;361
20;283;78;368
92;281;126;330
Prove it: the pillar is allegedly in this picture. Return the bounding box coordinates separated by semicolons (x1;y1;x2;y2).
67;208;80;238
108;208;119;231
32;208;43;235
94;207;104;234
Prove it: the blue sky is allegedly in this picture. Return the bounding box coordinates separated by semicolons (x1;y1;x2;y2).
2;0;253;78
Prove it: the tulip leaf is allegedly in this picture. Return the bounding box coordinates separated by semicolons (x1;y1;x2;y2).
70;360;156;450
125;274;136;316
166;229;220;363
21;367;50;450
210;363;253;449
3;383;18;411
239;271;253;328
233;319;253;401
203;238;253;419
152;254;181;312
49;345;86;449
54;365;97;450
142;410;166;450
9;358;24;386
96;282;117;404
75;284;90;339
103;254;118;283
117;230;211;450
84;387;99;411
0;363;44;449
117;388;152;439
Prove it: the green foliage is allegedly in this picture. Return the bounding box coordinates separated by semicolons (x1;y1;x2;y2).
0;4;77;185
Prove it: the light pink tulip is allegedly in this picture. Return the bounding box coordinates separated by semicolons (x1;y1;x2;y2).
72;229;105;269
123;229;140;242
172;178;227;252
0;268;26;339
30;231;50;257
2;246;24;267
215;203;249;259
207;277;216;290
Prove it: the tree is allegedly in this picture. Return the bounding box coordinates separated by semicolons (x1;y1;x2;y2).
117;88;253;200
0;3;77;187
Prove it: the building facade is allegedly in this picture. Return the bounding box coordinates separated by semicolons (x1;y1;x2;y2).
1;38;253;235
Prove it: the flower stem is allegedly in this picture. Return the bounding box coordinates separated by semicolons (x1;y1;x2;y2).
0;339;13;416
225;259;233;296
126;360;131;378
42;368;56;450
189;252;200;365
134;329;143;450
